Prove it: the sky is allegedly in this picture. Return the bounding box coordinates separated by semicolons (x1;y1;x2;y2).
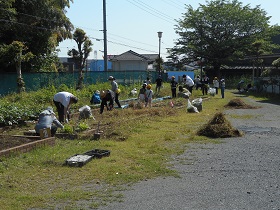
57;0;280;60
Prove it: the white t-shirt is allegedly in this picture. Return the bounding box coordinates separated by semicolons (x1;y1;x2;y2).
53;92;73;107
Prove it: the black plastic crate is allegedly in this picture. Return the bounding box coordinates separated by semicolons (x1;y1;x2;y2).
83;149;111;158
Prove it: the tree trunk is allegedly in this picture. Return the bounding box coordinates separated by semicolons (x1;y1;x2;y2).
16;60;25;93
76;69;84;90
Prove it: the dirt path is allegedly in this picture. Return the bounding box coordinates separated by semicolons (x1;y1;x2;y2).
99;94;280;210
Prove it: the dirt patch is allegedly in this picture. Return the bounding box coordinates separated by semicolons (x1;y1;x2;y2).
224;98;259;109
197;112;242;138
0;135;34;150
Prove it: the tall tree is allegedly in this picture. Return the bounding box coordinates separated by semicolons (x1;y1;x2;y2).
68;28;93;90
172;0;278;77
0;0;73;72
0;41;33;93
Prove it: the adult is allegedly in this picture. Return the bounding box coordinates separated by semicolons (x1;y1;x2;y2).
138;83;147;105
194;75;202;90
100;90;115;114
108;76;122;108
145;77;152;85
170;76;178;98
90;90;101;104
178;85;191;99
183;74;195;93
53;91;78;123
35;107;64;136
155;75;163;95
220;78;225;98
213;77;219;94
201;75;210;95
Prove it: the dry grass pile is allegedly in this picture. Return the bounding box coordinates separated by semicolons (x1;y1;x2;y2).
225;98;258;109
197;112;242;138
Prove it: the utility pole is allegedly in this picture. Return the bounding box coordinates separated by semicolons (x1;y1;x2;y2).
103;0;108;71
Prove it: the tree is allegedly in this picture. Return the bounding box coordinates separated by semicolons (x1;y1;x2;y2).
0;41;33;93
172;0;278;77
0;0;73;72
68;28;93;90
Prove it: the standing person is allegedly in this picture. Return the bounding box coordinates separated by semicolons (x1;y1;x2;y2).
145;84;153;108
99;90;115;114
145;77;152;85
185;74;195;93
221;78;225;98
108;76;122;108
155;75;163;95
194;75;201;90
213;77;219;94
170;76;178;98
138;83;147;107
35;107;64;136
53;91;78;123
201;75;210;95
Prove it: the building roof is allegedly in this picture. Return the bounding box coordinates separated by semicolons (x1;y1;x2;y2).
110;50;157;62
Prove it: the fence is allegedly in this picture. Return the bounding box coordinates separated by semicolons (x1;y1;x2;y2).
0;71;163;96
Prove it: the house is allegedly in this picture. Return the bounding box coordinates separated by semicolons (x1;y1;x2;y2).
109;50;158;71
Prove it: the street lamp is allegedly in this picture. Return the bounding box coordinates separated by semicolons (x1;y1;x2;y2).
157;31;163;76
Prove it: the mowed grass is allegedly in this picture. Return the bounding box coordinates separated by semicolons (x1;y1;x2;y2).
0;89;239;209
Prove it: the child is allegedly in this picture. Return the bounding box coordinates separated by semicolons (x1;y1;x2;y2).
145;84;153;108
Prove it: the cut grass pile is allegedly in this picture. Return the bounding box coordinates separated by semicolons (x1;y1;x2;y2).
224;98;259;109
197;112;242;138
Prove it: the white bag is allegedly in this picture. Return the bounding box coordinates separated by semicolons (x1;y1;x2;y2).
79;105;94;119
187;99;199;113
209;88;216;96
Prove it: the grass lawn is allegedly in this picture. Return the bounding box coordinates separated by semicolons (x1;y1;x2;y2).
0;88;259;209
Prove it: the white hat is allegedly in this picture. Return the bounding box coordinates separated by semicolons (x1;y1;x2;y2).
108;76;114;80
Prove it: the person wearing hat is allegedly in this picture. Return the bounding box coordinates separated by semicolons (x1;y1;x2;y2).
145;84;153;108
108;76;122;108
213;76;219;94
90;90;101;104
170;76;178;98
53;91;78;123
99;90;115;114
35;107;64;136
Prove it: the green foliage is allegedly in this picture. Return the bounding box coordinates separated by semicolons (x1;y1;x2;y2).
172;0;278;75
0;0;74;72
77;122;89;131
63;124;74;134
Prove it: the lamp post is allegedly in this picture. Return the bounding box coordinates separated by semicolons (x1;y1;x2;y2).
103;0;108;71
157;31;163;76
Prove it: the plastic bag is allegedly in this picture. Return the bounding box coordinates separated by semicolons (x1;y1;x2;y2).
187;99;199;113
192;98;203;112
79;105;94;120
209;88;216;96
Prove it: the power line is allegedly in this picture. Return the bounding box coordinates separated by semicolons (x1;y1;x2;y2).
125;0;175;25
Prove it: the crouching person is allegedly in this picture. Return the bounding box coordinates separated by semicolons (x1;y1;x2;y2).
35;107;64;137
100;90;115;114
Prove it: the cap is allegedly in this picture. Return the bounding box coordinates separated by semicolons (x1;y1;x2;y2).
95;90;100;94
108;76;114;80
100;90;107;98
172;76;175;79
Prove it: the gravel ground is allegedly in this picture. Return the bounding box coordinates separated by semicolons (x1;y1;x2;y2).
99;95;280;210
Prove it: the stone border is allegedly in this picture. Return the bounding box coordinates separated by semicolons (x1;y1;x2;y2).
0;136;55;157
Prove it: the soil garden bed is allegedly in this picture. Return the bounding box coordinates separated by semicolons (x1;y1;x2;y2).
0;135;55;157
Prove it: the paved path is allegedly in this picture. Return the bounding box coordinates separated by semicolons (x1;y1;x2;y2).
99;96;280;210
